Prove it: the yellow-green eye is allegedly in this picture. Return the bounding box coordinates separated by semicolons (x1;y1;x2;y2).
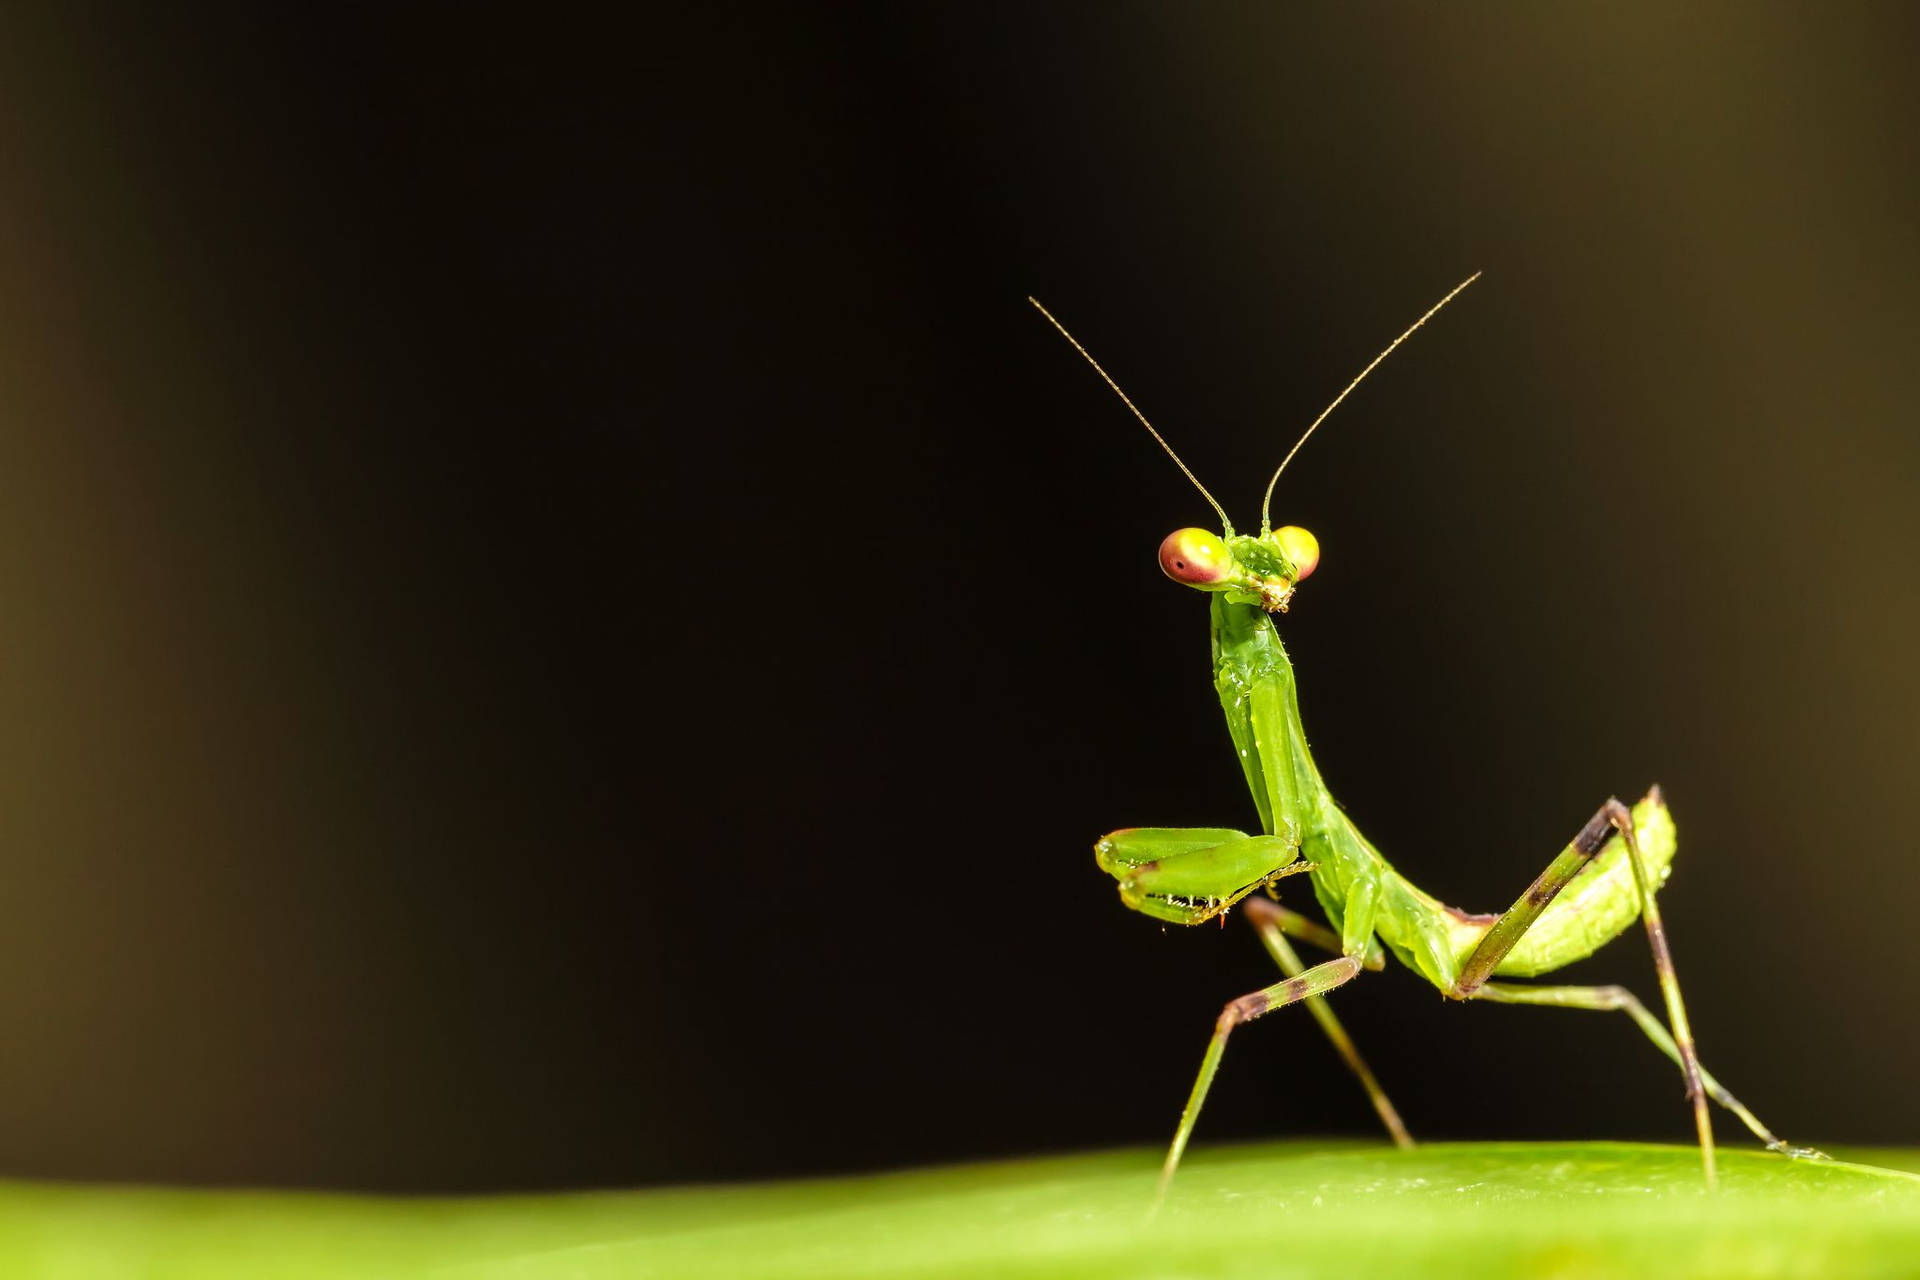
1273;525;1319;580
1158;528;1231;585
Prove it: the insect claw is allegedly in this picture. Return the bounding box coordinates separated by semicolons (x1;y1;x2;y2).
1767;1140;1830;1161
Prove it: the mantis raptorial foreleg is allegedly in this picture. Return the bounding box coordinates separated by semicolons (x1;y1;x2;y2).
1451;793;1718;1186
1158;953;1365;1202
1472;982;1824;1158
1243;898;1412;1150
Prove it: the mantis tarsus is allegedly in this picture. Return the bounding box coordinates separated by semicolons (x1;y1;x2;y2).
1031;276;1821;1203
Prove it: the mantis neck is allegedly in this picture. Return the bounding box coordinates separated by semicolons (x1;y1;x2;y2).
1208;595;1333;840
1212;594;1400;953
1211;598;1494;983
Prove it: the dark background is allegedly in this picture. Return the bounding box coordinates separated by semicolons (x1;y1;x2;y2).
0;3;1914;1192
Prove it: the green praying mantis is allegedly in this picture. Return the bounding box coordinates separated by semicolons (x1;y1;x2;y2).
1030;275;1821;1203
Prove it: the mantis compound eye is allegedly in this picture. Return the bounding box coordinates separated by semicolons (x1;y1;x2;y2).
1271;525;1319;581
1158;528;1232;586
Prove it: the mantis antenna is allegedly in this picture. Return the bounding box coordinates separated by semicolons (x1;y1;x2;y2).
1258;271;1482;534
1029;296;1236;537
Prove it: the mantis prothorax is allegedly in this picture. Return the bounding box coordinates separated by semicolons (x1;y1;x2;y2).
1030;277;1821;1205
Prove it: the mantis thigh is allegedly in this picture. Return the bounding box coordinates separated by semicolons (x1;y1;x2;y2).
1485;790;1677;978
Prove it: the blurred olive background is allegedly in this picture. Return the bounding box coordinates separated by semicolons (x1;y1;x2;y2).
0;3;1914;1192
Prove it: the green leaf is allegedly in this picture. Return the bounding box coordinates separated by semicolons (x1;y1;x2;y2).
1;1143;1917;1277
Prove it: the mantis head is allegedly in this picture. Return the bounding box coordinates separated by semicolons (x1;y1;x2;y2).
1030;274;1477;614
1160;525;1318;614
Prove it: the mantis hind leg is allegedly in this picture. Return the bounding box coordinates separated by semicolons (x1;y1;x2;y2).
1451;795;1719;1186
1242;898;1413;1151
1155;953;1365;1207
1473;982;1825;1159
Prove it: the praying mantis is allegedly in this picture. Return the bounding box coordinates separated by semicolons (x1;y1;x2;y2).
1030;276;1821;1203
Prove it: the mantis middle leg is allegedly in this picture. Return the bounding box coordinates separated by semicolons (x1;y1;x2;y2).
1451;794;1718;1185
1242;898;1412;1150
1157;953;1364;1204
